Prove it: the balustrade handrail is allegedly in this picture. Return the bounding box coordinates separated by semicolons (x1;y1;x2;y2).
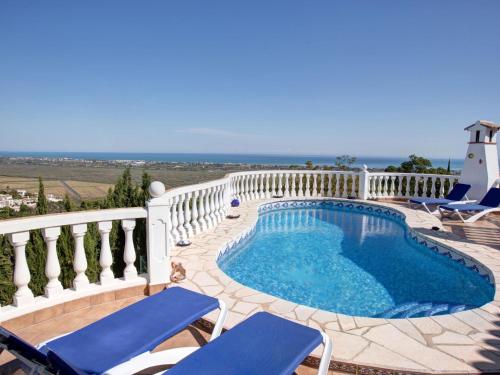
0;207;147;235
368;172;457;179
162;177;229;198
226;169;356;177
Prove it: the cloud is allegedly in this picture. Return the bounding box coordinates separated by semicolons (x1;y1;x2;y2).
176;127;245;138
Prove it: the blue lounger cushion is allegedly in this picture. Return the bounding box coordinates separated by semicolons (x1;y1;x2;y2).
409;197;454;205
409;183;471;205
45;287;219;374
166;311;323;375
440;203;491;212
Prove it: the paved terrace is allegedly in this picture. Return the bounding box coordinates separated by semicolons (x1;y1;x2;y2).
1;198;499;374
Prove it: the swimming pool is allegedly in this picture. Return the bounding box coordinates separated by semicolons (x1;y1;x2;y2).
218;201;494;318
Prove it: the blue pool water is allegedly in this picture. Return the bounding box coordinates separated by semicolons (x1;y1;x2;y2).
218;203;494;318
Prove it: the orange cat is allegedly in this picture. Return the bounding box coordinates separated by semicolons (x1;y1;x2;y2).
170;262;186;283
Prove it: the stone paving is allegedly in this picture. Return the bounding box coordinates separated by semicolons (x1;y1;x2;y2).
171;198;500;374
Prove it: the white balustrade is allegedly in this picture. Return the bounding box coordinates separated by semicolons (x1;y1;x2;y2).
367;172;457;199
0;169;458;321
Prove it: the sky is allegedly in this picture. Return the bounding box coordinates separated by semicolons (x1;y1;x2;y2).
0;1;499;158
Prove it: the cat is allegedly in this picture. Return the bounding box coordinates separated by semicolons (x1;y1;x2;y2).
170;261;186;283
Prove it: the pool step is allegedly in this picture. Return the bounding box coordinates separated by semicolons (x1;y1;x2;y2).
377;302;470;318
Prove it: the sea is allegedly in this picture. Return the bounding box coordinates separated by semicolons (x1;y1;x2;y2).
0;151;465;170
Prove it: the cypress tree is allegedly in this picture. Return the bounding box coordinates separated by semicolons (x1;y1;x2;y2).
0;235;14;305
447;158;451;174
57;195;76;288
36;177;48;215
27;177;48;296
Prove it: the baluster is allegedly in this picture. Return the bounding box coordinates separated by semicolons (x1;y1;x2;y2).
343;174;349;197
42;227;63;298
71;224;89;290
413;176;420;197
204;188;213;228
213;186;222;223
184;192;194;237
98;221;114;285
171;196;180;242
439;178;445;198
271;174;277;196
305;174;311;197
243;175;250;201
380;176;386;197
334;173;340;197
264;173;271;198
248;175;255;200
208;187;216;227
234;176;240;200
405;176;411;197
327;174;333;197
177;195;187;240
312;174;318;197
396;176;403;197
319;174;325;197
121;219;138;280
9;231;34;306
290;173;297;197
431;177;437;198
284;173;290;197
389;176;396;197
219;185;226;218
259;174;265;199
374;176;381;198
298;173;304;197
277;173;283;196
198;190;207;231
191;190;201;234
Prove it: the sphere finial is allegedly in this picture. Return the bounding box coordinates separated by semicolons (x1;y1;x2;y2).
149;181;166;198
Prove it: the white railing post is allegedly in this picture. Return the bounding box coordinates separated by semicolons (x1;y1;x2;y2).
8;231;34;306
146;181;172;286
358;165;370;200
122;219;138;280
71;223;89;290
98;221;114;285
42;226;63;298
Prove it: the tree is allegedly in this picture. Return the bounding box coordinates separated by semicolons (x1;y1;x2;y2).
305;160;314;170
399;154;432;173
334;155;357;171
36;177;48;215
447;158;451;174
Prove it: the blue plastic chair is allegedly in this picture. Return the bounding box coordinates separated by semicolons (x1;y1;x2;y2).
408;183;471;214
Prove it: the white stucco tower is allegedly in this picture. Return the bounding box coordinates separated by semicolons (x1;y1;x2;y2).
459;120;500;200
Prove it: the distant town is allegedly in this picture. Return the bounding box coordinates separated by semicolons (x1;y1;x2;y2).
0;189;62;212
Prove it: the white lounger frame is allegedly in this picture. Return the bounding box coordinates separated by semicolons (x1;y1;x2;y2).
3;299;227;375
317;332;333;375
439;206;500;223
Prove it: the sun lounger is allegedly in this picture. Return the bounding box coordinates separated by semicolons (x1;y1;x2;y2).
408;183;471;214
439;187;500;223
